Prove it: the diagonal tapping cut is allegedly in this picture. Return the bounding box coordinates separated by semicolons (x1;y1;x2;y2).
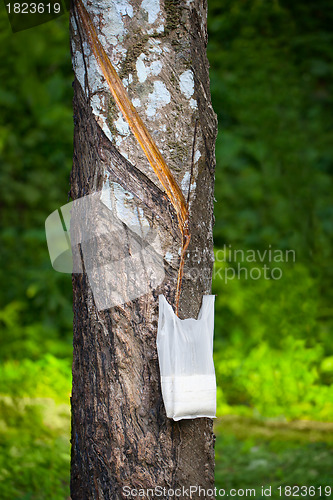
75;0;191;316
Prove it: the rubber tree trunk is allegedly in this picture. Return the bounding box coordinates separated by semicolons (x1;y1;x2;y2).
69;0;217;498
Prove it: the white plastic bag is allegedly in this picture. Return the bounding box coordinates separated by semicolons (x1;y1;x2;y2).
156;294;216;421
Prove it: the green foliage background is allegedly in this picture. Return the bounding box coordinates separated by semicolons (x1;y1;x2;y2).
0;0;332;498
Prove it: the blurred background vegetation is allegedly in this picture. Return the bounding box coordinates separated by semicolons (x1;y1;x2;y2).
0;0;332;498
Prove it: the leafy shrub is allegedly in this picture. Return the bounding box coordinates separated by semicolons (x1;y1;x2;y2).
213;256;333;420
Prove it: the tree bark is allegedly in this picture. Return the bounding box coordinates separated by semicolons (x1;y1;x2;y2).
69;0;217;498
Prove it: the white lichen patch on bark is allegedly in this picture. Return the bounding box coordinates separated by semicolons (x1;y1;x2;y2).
136;53;162;83
101;176;151;239
115;114;131;136
179;70;195;99
146;81;171;117
194;150;201;163
72;49;86;92
190;98;198;109
181;171;191;194
71;14;78;33
180;167;197;203
132;97;141;107
147;24;165;34
141;0;160;24
91;93;114;142
87;0;133;46
164;251;173;264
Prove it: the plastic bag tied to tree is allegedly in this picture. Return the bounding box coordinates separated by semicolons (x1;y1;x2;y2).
157;295;217;421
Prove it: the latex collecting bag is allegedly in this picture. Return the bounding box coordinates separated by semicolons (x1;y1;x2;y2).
156;294;216;421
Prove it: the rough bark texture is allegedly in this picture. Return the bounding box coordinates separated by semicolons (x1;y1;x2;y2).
70;0;217;498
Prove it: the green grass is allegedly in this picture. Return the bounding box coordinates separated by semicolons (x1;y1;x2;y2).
215;416;333;499
0;396;70;500
2;398;332;500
